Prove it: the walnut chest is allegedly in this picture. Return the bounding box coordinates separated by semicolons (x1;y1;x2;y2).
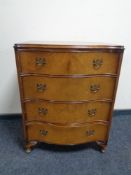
14;42;124;153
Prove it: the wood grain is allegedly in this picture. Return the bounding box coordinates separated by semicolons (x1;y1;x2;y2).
14;41;124;50
14;42;124;151
24;101;112;123
19;52;119;75
22;76;116;101
26;122;108;145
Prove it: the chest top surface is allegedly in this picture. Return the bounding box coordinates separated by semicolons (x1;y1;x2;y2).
14;41;124;50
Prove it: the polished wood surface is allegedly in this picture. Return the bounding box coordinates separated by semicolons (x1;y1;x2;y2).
26;122;108;145
14;42;124;152
25;101;111;123
14;41;124;50
22;76;116;100
19;52;119;75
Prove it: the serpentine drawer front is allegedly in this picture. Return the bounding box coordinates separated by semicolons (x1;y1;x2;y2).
14;42;124;153
24;101;112;123
22;76;116;100
19;52;119;75
26;122;108;145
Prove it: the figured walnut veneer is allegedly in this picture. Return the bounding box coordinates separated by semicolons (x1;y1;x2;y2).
14;42;124;153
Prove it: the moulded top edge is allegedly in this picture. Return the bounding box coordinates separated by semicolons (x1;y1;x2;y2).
14;41;124;50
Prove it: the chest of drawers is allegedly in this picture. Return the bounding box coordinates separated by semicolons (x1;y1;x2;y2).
14;42;124;153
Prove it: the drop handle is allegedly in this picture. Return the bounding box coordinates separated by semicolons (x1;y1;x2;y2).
93;59;103;69
38;108;48;115
35;57;46;66
88;109;96;116
36;83;47;92
86;130;95;136
90;84;100;93
40;130;48;136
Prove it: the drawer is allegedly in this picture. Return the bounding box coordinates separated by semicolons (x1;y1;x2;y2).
19;52;119;75
26;122;108;145
25;101;112;123
22;76;116;100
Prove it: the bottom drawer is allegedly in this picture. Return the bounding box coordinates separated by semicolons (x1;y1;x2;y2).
26;122;108;145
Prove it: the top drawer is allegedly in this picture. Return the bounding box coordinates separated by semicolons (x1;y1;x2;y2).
18;52;119;75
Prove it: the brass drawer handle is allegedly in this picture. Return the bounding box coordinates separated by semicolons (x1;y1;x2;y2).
36;83;47;92
35;57;46;66
88;109;96;116
38;108;48;115
93;59;103;69
86;130;95;136
90;84;100;93
40;130;48;136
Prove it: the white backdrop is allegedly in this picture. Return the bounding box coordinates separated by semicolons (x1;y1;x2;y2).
0;0;131;113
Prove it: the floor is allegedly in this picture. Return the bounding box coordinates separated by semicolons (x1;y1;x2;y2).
0;113;131;175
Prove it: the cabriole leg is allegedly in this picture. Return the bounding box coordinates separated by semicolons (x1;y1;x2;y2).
96;141;107;153
25;141;38;153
